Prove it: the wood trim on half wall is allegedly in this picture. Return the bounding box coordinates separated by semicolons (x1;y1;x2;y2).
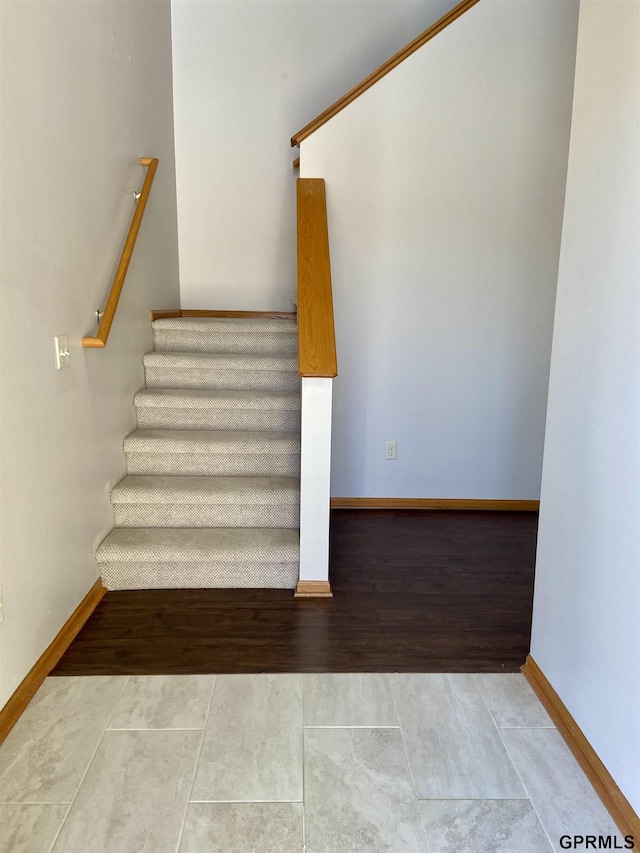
330;498;540;511
0;578;106;747
522;655;640;840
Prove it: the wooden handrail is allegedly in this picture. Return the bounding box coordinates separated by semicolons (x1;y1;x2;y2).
297;178;337;378
291;0;480;146
82;157;159;348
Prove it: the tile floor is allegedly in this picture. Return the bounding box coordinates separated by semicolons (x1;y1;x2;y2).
0;673;624;853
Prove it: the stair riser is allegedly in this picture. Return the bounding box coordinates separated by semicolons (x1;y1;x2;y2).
100;561;299;590
113;503;300;529
135;408;301;432
144;367;300;393
126;453;300;477
153;329;298;356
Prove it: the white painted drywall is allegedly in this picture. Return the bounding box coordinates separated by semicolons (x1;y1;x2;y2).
300;0;579;499
171;0;458;310
530;1;640;814
299;378;333;583
0;0;179;709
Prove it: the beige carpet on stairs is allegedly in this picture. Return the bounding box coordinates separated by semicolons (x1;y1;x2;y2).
96;317;301;590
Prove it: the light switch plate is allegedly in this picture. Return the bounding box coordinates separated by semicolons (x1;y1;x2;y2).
55;335;70;369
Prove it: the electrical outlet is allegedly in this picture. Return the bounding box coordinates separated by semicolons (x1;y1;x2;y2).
0;585;4;624
385;441;397;460
55;335;70;369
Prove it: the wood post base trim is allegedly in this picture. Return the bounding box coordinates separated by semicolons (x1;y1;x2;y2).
330;498;539;511
522;655;639;840
0;578;106;747
294;580;333;598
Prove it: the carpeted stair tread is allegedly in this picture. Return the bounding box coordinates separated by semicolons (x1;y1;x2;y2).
111;475;300;505
134;389;301;431
152;317;297;333
143;351;300;392
97;527;299;563
124;429;300;455
152;317;298;356
134;388;301;411
143;352;298;371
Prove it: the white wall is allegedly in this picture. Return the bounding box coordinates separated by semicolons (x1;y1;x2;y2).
171;0;458;311
530;1;640;814
301;0;578;499
0;0;179;709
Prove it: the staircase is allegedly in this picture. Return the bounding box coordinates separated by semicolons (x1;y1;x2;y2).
96;316;302;590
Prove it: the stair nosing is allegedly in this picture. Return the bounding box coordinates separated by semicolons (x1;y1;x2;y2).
111;475;300;504
134;388;301;410
124;429;300;453
143;352;299;369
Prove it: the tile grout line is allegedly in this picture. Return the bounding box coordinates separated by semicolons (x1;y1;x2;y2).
415;796;550;802
470;673;557;731
188;798;305;804
303;724;401;729
106;726;208;732
173;674;217;853
387;674;433;853
44;805;71;853
104;677;131;730
47;675;130;853
301;676;307;853
494;727;557;852
0;801;72;806
473;675;556;853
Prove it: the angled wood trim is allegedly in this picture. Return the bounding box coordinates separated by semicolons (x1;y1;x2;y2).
150;310;183;321
293;157;300;171
150;310;297;321
291;0;481;146
0;579;106;747
297;178;338;378
331;498;540;511
83;157;158;348
294;580;333;598
522;655;640;840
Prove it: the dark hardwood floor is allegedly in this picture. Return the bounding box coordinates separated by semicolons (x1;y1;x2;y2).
52;510;538;675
